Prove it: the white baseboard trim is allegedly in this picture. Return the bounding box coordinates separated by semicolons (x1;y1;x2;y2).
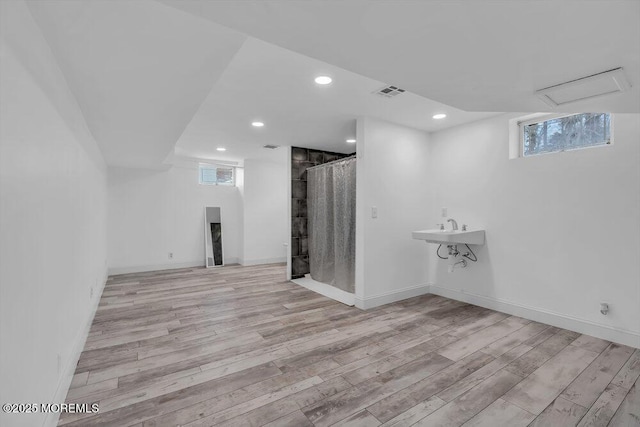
355;283;431;310
220;258;240;266
45;270;108;427
292;275;355;306
429;284;640;349
241;257;287;267
108;261;206;276
108;257;284;276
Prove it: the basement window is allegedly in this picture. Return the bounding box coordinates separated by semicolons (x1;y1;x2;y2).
199;164;235;186
520;113;612;157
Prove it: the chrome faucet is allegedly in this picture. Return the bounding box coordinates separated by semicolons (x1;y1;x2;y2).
447;218;458;231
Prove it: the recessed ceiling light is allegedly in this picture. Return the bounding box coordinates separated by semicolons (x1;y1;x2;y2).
346;139;356;143
251;121;264;127
216;147;226;152
432;113;447;120
314;76;332;85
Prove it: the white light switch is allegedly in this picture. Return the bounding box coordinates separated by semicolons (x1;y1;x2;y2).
371;206;378;218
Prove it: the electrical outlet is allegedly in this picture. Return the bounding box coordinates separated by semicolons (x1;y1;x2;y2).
90;286;94;299
371;206;378;219
441;207;448;217
168;252;173;259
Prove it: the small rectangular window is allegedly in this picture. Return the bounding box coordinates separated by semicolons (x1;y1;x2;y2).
521;113;611;157
199;164;235;186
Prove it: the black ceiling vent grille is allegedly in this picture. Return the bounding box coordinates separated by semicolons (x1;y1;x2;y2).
373;85;406;98
263;144;280;149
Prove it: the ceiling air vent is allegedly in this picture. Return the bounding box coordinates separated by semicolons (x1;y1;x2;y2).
535;68;631;107
263;144;280;149
373;85;406;98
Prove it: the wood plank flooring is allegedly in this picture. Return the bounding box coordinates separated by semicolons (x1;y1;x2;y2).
60;264;640;426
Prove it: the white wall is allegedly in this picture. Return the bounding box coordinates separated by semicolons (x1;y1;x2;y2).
242;153;288;265
355;117;432;308
108;154;289;274
108;165;243;274
426;113;640;347
0;2;108;425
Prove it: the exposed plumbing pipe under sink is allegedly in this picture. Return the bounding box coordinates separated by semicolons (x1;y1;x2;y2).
447;244;467;272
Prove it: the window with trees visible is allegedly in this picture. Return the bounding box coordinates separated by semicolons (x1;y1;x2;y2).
199;164;235;186
520;113;611;157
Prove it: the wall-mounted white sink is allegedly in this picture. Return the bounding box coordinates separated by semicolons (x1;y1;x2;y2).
412;229;485;245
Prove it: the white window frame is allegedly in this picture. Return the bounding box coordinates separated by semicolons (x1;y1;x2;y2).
198;163;236;186
517;112;613;158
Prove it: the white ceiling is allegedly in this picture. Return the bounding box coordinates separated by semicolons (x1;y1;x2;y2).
160;0;640;114
26;0;247;168
175;37;496;163
20;0;640;167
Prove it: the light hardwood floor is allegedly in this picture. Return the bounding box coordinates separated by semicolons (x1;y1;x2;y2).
60;264;640;426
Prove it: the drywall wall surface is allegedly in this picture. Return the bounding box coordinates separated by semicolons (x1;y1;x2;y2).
243;153;288;265
0;2;108;424
108;165;243;273
427;113;640;346
356;117;432;307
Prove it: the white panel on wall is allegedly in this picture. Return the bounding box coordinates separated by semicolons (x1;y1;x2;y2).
355;117;432;308
108;165;243;274
426;113;640;346
0;2;108;425
243;152;289;266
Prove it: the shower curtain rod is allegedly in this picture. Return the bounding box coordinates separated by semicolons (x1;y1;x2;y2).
306;154;356;171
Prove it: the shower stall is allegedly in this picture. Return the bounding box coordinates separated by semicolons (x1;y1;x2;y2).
300;155;356;302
